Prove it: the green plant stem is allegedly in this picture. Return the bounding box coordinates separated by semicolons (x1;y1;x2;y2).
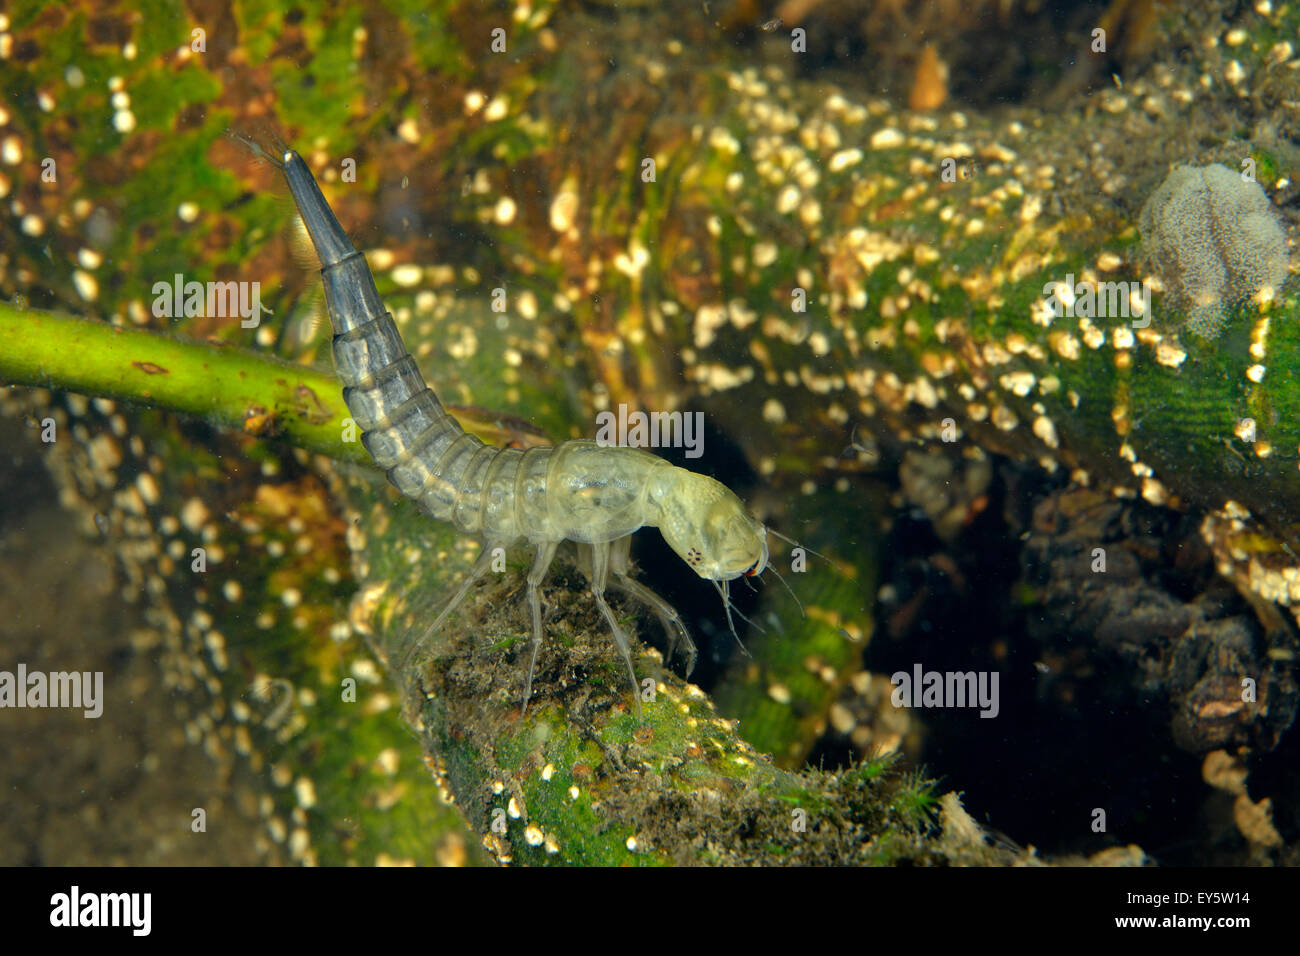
0;303;534;461
0;302;365;462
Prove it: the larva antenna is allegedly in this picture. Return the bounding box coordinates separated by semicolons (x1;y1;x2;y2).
765;526;829;562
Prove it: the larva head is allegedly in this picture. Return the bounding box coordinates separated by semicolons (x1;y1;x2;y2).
654;469;768;581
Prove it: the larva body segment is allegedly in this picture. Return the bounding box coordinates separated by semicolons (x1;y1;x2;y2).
233;130;771;713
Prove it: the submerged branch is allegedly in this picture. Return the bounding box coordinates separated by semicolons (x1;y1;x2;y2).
0;303;542;459
0;302;366;463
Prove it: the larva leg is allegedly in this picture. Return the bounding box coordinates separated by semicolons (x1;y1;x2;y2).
520;539;559;715
607;535;697;676
588;540;643;717
405;542;501;669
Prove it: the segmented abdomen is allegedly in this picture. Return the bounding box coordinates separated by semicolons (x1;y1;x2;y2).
273;143;543;542
334;320;532;539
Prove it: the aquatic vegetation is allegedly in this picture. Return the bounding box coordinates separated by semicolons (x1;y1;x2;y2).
1138;162;1289;338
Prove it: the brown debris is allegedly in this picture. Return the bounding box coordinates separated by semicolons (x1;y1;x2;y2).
1232;794;1283;849
1201;749;1248;796
908;44;949;112
1021;487;1299;754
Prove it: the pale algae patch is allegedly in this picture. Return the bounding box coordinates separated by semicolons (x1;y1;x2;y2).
1139;163;1289;338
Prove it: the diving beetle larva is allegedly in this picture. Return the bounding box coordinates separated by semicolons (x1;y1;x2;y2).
230;130;790;715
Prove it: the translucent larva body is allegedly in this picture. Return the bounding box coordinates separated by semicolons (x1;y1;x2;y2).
233;131;770;713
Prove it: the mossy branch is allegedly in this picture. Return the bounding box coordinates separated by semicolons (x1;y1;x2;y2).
338;484;985;866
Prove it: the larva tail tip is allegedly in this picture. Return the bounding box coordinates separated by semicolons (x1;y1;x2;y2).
225;124;293;169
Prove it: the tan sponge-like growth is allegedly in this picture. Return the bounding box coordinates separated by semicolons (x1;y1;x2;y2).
1138;163;1289;338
